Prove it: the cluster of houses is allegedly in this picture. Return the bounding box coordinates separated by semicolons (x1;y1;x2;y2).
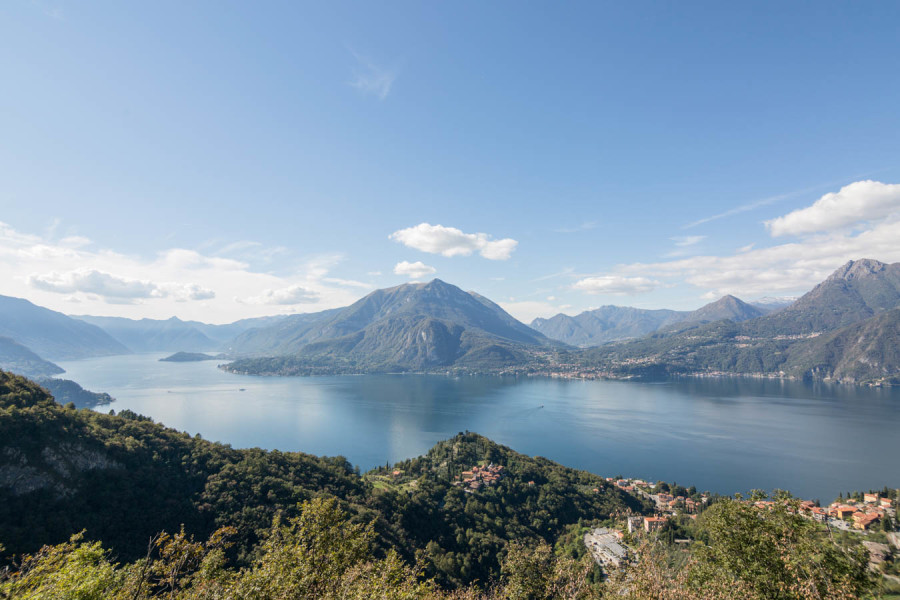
606;476;710;517
798;493;895;530
746;493;895;531
583;476;897;571
451;463;505;493
648;491;707;515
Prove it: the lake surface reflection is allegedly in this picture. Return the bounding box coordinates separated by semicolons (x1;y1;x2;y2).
57;354;900;502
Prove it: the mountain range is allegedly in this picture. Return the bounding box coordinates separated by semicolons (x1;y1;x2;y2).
0;259;898;385
72;315;220;353
579;259;900;385
530;306;687;347
226;279;554;374
530;294;775;346
72;314;293;353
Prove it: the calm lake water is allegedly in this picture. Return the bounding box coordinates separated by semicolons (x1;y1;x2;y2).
55;354;900;503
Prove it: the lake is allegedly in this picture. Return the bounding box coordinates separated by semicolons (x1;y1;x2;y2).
55;353;900;503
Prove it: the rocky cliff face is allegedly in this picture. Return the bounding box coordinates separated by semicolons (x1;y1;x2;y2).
0;443;120;498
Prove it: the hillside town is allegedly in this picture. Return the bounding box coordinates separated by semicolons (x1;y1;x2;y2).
451;463;505;493
582;476;899;574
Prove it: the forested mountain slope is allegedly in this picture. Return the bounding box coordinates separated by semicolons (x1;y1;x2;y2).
226;280;557;373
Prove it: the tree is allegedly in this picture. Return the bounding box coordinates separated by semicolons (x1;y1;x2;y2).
690;498;871;599
497;541;596;600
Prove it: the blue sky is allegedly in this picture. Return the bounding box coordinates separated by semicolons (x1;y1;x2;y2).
2;1;900;323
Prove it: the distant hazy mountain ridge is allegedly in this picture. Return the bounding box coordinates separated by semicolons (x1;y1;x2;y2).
531;295;766;347
73;315;219;353
530;306;687;347
0;295;128;360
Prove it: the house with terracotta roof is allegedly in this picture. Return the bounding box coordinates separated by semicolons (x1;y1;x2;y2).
853;512;881;530
644;516;668;533
833;505;857;520
810;507;828;522
864;493;879;504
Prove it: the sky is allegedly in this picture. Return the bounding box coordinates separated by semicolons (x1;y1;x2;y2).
2;1;900;324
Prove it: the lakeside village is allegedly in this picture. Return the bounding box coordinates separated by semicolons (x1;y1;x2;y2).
583;477;899;571
372;461;899;576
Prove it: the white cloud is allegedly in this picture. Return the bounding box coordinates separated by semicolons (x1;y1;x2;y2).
27;269;218;304
390;223;518;260
682;176;862;229
241;284;319;306
160;248;248;271
168;283;216;302
671;235;705;247
393;260;436;279
592;180;900;300
323;277;374;289
765;180;900;236
59;236;92;248
349;52;397;100
572;275;659;295
28;269;164;301
0;221;363;322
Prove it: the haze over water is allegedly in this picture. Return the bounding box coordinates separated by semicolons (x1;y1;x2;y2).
58;354;899;503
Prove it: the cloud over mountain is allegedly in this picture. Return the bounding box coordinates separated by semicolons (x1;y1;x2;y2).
240;285;320;305
393;261;436;279
573;275;659;295
587;180;900;300
27;269;216;305
765;180;900;236
390;223;518;260
0;221;360;321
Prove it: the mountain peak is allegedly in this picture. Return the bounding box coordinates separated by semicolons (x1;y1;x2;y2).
828;259;888;281
422;278;452;289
